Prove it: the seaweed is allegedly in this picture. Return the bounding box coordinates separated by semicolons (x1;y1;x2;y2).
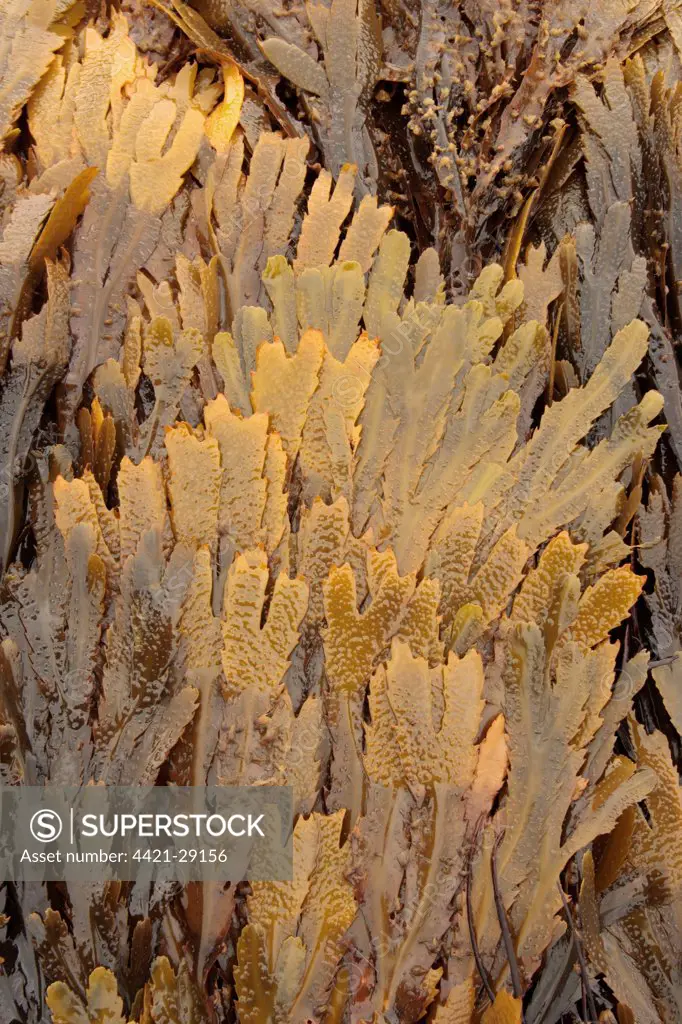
0;4;681;1024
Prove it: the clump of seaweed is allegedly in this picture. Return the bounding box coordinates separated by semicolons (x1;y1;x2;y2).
0;4;681;1024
